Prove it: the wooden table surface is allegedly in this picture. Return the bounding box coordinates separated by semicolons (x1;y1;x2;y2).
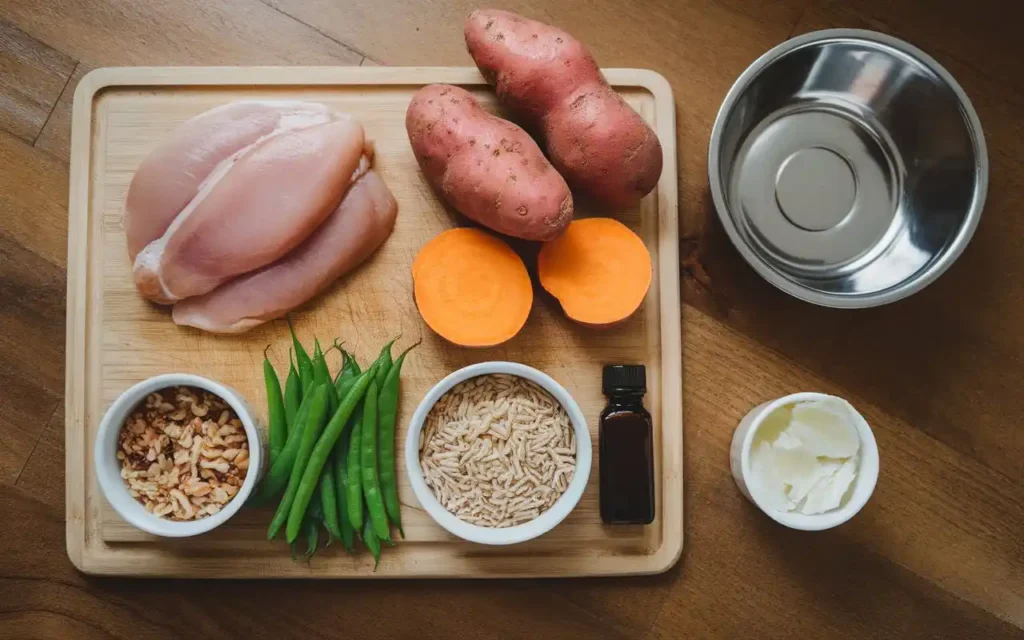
1;0;1021;637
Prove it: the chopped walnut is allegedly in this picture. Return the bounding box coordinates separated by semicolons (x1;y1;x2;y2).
118;386;248;521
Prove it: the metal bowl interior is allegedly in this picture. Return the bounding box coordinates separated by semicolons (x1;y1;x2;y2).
710;29;987;307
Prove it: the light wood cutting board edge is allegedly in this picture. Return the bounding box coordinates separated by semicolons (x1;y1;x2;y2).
65;66;681;577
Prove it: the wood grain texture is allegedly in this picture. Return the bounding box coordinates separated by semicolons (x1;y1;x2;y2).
0;234;63;481
0;129;70;266
34;62;91;161
829;0;1024;102
0;19;74;143
0;130;67;486
2;0;364;67
65;67;681;578
1;0;1022;637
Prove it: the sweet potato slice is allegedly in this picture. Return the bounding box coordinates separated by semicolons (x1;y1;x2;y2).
413;228;533;347
538;218;651;326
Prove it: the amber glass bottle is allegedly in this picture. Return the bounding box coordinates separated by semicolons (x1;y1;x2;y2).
599;365;655;524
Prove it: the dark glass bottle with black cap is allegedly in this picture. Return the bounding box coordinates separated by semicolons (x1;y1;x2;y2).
600;365;655;524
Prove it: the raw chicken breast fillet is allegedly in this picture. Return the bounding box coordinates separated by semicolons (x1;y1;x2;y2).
129;101;370;303
124;101;334;261
172;170;398;333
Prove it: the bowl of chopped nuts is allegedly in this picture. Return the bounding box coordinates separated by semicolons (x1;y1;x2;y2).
94;374;264;537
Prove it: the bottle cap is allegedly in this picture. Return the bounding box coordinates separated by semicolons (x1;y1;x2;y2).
602;365;646;395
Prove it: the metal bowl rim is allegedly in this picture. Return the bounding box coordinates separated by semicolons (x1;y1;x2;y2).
708;28;989;309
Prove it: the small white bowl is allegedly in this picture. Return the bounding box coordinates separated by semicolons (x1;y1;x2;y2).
729;392;879;530
405;362;592;545
94;374;264;537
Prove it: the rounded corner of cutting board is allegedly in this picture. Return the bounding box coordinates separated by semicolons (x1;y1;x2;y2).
66;533;104;577
651;529;685;575
72;67;123;112
603;68;675;106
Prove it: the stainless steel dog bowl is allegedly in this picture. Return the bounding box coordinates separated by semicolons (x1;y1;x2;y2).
709;29;987;308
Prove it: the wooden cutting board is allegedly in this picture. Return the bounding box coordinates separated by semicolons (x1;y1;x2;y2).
65;66;681;577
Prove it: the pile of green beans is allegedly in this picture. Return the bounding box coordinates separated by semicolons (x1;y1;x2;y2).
255;322;415;568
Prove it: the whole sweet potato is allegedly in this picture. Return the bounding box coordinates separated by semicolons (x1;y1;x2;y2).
465;9;663;209
406;84;573;241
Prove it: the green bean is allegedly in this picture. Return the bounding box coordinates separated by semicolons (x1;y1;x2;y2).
334;349;360;391
263;346;287;465
284;362;302;435
346;404;365;533
285;368;376;543
268;384;329;540
336;368;363;407
311;491;333;547
360;380;390;540
289;504;319;559
333;344;356;380
282;391;311;447
374;339;396;389
319;458;342;541
249;388;315;505
378;342;418;536
305;521;319;558
342;348;388;535
363;512;381;570
312;339;328;377
326;344;350;408
289;320;315;396
299;361;314;399
333;438;355;552
312;339;338;414
343;347;390;533
305;495;321;558
331;351;360;552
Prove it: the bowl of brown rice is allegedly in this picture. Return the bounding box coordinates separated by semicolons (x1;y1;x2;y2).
405;362;592;545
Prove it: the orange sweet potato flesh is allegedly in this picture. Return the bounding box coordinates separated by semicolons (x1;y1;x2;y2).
538;218;651;326
465;9;663;209
413;227;533;347
406;84;573;241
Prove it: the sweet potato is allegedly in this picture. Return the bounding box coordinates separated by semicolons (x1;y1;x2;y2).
538;218;651;327
405;84;573;241
413;227;533;347
465;9;663;209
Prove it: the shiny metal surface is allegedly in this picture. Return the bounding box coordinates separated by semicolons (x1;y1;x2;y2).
709;30;988;307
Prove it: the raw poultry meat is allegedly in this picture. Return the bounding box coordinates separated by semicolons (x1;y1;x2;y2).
172;170;398;333
125;101;336;260
129;102;370;304
124;100;398;333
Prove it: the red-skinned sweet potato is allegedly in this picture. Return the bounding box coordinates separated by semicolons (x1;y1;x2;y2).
405;84;573;241
465;9;663;209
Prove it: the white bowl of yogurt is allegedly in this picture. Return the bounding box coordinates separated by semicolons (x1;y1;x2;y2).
730;392;879;530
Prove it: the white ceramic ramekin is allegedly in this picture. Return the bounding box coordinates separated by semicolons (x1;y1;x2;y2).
405;362;592;545
94;373;264;537
730;392;879;530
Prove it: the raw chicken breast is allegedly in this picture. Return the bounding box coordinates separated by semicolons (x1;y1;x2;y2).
172;171;398;333
124;101;335;260
131;108;369;304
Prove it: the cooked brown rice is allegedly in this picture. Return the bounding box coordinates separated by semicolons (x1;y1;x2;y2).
419;374;576;528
